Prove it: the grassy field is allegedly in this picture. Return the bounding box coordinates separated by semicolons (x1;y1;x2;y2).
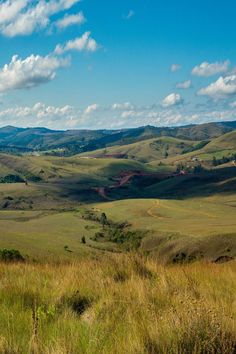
95;194;236;261
0;192;235;262
0;207;126;260
0;255;234;353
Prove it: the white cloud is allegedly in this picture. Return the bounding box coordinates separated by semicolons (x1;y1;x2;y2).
176;80;191;89
161;93;183;107
0;0;81;37
192;60;230;77
111;102;134;110
0;54;69;93
0;102;79;129
0;0;28;25
55;32;99;54
1;100;236;130
171;64;181;72
198;75;236;99
56;12;85;29
84;104;99;115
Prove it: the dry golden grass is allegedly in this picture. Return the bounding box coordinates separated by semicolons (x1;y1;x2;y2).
0;255;235;353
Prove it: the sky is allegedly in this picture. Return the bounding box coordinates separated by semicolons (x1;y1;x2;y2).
1;0;236;130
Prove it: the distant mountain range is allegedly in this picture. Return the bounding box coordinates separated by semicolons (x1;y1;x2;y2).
0;121;235;156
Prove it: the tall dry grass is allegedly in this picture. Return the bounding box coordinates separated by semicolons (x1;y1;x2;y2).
0;254;235;353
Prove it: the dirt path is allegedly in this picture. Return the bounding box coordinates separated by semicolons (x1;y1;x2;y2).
92;187;111;200
147;199;217;219
146;200;168;219
92;170;182;200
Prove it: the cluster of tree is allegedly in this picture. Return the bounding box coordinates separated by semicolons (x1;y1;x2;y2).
212;154;236;166
181;140;210;154
92;212;143;250
23;172;42;182
82;209;144;250
0;249;24;262
0;174;24;183
176;163;205;174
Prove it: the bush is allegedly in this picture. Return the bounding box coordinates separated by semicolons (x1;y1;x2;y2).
0;249;24;262
0;174;24;183
61;291;92;315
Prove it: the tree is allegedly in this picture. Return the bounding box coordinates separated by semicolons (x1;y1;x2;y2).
212;156;217;166
163;150;168;158
100;212;108;229
193;164;204;174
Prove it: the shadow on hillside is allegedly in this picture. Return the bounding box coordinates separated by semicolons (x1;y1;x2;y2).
53;166;236;203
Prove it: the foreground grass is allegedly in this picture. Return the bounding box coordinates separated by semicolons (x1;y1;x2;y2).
0;255;235;353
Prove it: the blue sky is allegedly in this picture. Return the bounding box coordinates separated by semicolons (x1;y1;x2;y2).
0;0;236;129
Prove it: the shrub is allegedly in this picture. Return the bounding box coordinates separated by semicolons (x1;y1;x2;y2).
0;174;24;183
64;245;72;252
61;291;92;316
0;249;24;262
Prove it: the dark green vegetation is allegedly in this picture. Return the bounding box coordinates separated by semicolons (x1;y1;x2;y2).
0;121;235;262
0;248;24;262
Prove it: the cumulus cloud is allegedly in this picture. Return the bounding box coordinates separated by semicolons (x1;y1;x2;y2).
161;93;183;107
198;75;236;99
176;80;191;89
170;64;181;72
0;54;69;93
84;104;99;115
56;11;85;29
192;60;230;77
55;32;99;54
0;0;81;37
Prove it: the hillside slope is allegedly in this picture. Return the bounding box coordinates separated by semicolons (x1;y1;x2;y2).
78;137;197;163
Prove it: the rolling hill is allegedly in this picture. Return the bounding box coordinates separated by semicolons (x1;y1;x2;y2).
78;136;198;163
0;121;235;156
0;121;235;263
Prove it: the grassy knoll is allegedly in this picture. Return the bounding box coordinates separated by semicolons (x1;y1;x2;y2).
0;255;234;353
95;194;236;262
